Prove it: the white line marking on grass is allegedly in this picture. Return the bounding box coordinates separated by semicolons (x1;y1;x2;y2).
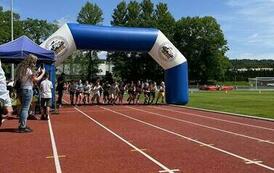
48;116;62;173
74;106;177;173
128;106;274;145
101;107;274;172
153;106;274;132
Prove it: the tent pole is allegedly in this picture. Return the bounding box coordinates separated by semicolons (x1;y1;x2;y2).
11;0;15;80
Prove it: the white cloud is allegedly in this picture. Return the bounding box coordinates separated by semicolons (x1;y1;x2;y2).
54;16;74;27
223;0;274;59
247;33;259;43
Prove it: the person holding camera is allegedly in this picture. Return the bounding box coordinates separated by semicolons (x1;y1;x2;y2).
15;54;45;133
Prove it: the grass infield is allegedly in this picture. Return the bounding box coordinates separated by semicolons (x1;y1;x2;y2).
187;90;274;119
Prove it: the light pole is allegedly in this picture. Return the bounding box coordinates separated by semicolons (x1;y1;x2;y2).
11;0;15;80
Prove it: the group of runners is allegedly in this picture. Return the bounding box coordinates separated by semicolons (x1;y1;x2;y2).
67;80;166;105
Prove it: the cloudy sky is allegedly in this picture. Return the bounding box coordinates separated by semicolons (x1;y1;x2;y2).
1;0;274;60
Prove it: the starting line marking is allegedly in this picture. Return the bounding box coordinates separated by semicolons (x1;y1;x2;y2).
245;160;263;165
46;155;66;159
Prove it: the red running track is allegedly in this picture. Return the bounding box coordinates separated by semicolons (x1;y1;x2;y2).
0;102;274;173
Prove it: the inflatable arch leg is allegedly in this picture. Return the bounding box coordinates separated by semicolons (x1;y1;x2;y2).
41;23;188;104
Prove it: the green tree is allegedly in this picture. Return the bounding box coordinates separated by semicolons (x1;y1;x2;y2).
21;18;58;44
139;0;154;27
125;1;141;27
154;3;175;40
110;1;176;82
0;6;22;44
77;2;103;81
174;16;230;84
110;2;129;80
111;1;127;26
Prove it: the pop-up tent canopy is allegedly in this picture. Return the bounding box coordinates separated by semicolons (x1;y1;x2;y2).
0;35;56;108
0;35;55;63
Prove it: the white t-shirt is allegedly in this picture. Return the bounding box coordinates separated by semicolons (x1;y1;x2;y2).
93;85;102;96
40;79;53;98
21;68;33;89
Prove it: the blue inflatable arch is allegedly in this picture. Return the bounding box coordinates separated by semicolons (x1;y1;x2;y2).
41;23;188;104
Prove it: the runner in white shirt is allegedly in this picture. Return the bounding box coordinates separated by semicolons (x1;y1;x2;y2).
91;80;102;104
40;73;53;120
83;81;91;104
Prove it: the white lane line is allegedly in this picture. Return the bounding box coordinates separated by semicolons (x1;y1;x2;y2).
131;148;147;152
200;144;214;147
48;115;62;173
159;169;180;173
153;106;274;132
259;140;272;143
101;107;274;172
74;107;177;173
127;106;274;145
175;105;274;122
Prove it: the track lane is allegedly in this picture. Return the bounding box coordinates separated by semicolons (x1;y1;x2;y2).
125;106;274;166
149;105;274;141
102;106;274;172
138;106;274;144
164;105;274;130
77;105;273;173
50;105;166;173
0;118;56;173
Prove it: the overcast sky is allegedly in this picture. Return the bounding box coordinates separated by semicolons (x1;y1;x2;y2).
1;0;274;60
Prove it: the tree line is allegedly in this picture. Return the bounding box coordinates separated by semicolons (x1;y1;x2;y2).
1;1;272;83
226;59;274;81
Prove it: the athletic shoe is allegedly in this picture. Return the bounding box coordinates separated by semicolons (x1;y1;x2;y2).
0;119;4;127
0;115;7;127
0;115;2;127
40;116;48;120
17;126;33;133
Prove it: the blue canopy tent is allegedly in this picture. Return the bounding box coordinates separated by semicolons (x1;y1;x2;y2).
0;35;55;63
0;35;56;109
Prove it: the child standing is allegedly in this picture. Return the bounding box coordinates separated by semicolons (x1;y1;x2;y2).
40;73;53;120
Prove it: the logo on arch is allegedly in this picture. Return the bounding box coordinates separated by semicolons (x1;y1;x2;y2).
45;36;68;57
159;43;177;62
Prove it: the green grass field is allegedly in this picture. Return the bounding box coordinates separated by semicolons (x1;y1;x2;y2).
187;90;274;119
